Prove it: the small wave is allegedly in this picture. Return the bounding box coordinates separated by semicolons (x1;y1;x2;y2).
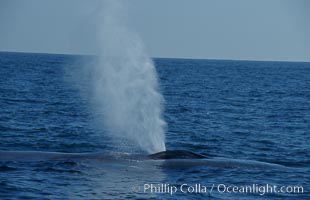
1;97;46;104
0;165;17;172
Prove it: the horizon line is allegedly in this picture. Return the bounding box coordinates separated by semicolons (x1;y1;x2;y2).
0;50;309;64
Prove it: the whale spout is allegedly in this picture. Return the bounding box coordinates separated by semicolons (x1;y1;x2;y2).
147;150;207;160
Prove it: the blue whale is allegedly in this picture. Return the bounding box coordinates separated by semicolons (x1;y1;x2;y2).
148;150;207;159
0;150;288;170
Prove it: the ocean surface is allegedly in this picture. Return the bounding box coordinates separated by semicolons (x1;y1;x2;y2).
0;52;309;199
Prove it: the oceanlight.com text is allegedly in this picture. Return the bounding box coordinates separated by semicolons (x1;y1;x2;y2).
133;183;304;196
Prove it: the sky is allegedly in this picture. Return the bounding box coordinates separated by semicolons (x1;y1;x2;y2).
0;0;309;62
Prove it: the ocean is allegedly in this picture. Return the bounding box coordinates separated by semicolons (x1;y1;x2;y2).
0;52;309;199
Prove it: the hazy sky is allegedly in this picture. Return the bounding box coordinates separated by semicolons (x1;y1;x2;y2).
0;0;309;61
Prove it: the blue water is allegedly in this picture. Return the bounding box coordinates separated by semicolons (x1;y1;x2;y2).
0;52;309;199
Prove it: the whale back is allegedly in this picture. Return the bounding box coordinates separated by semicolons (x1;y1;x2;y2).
147;150;207;160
